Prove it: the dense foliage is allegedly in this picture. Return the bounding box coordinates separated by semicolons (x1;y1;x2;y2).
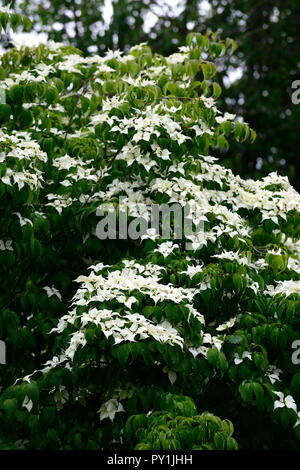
199;0;300;190
0;8;300;450
7;0;300;188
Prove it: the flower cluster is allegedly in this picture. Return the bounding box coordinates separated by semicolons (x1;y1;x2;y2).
0;29;300;451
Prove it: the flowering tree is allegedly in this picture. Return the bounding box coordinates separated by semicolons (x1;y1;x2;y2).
1;8;300;450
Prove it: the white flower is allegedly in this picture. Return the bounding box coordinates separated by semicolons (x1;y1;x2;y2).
202;333;223;351
22;395;33;413
216;317;237;331
124;296;138;309
130;42;148;51
0;6;13;14
186;304;205;325
189;345;209;358
265;280;300;297
0;239;13;251
213;251;250;266
52;154;78;170
266;365;282;385
13;212;33;227
192;123;214;136
154;241;179;258
42;286;62;301
234;351;252;365
273;391;297;413
98;399;125;421
215;112;236;124
180;264;204;278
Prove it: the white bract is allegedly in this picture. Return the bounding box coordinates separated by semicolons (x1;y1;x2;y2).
1;29;299;448
273;392;297;413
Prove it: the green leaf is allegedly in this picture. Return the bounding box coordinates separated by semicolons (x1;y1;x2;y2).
239;382;252;403
116;343;131;367
22;16;32;32
10;84;23;104
10;13;22;31
201;80;211;97
214;431;226;450
252;382;264;410
20;108;32;127
46;428;59;448
217;134;229;152
0;103;12;122
201;64;211;80
3;398;17;418
46;87;59;105
0;13;9;31
212;82;222;99
279;407;292;429
225;38;237;55
221;120;233;136
207;348;219;367
226;437;238;450
24;382;39;404
41;406;56;426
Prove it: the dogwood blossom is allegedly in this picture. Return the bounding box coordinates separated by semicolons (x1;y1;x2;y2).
98;399;125;421
234;351;252;365
273;392;297;413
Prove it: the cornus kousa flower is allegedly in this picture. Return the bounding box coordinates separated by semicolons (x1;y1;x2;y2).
273;392;297;413
266;366;283;385
154;241;179;258
234;351;252;365
0;17;300;451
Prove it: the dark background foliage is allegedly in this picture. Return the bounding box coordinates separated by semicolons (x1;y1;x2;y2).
3;0;300;187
